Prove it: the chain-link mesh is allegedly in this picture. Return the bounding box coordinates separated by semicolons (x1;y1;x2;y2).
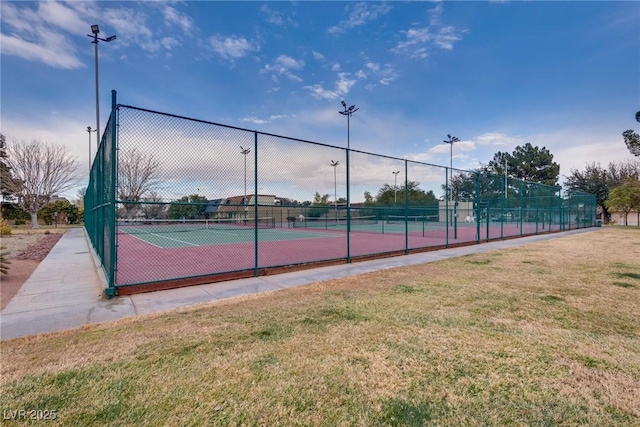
257;133;348;267
84;96;597;293
85;113;114;288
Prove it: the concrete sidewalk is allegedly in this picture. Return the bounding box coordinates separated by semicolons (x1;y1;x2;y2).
0;227;597;340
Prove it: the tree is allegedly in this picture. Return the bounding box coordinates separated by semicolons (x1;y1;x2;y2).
39;199;80;225
167;194;208;220
564;163;610;219
75;187;86;210
606;159;640;188
605;178;640;226
622;111;640;157
5;138;80;228
141;191;166;219
118;148;161;219
307;192;331;218
622;130;640;157
363;191;374;206
488;143;560;186
375;181;437;206
0;134;21;211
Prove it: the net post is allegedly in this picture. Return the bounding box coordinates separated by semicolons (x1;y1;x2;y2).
105;89;118;298
254;131;259;277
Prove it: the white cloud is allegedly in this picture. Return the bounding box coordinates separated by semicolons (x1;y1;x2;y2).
0;31;83;69
38;1;88;36
263;54;305;82
260;4;297;27
473;133;524;147
304;72;358;100
241;115;290;125
392;3;466;59
365;62;380;72
335;73;356;94
0;2;83;69
161;37;179;50
276;55;304;70
209;35;258;60
162;5;193;33
360;62;398;87
303;84;341;100
328;2;392;34
331;63;341;71
312;50;325;60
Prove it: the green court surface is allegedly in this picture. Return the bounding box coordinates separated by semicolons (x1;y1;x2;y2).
292;219;473;234
119;226;342;248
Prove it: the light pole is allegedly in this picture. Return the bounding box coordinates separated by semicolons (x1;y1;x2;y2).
392;170;400;204
504;158;508;200
86;126;97;175
88;25;116;150
443;134;459;201
339;100;359;213
240;146;251;218
339;100;359;151
330;160;340;219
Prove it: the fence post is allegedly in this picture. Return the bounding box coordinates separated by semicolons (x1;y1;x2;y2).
346;148;351;263
519;180;524;236
254;131;259;277
535;184;540;234
445;168;449;248
105;90;118;298
404;159;409;255
475;172;481;244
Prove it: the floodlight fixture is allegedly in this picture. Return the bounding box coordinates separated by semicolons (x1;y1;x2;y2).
240;146;251;215
330;160;340;217
444;134;460;203
341;100;346;108
88;25;117;154
86;126;97;175
392;170;401;204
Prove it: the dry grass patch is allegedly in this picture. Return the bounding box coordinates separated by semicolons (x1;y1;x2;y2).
1;228;639;425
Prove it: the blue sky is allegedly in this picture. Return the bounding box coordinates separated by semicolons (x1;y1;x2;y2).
1;1;639;201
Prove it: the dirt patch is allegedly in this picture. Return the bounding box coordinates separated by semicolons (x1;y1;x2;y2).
1;232;65;310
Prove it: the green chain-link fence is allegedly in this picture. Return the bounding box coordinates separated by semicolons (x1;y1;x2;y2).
85;91;597;297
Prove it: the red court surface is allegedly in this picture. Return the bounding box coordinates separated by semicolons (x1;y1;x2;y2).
115;222;563;287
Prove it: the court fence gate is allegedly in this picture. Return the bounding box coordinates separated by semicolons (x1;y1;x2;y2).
85;91;597;297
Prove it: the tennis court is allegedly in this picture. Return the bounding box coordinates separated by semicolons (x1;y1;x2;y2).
85;96;596;296
118;218;342;248
114;216;550;286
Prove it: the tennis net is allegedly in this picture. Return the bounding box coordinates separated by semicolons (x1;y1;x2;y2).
386;215;438;224
117;217;276;234
292;215;378;228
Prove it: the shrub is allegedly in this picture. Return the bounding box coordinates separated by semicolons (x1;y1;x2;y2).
0;218;11;236
0;246;10;275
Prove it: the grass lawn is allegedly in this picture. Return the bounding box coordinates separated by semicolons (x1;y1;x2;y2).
1;227;639;426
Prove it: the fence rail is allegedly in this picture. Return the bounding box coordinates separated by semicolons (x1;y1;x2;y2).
85;91;597;297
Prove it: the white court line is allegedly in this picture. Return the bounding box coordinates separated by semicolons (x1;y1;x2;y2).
122;231;163;248
122;226;200;247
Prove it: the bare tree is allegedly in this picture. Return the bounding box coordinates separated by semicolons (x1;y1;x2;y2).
118;148;161;219
75;186;87;210
5;138;80;228
141;191;166;219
